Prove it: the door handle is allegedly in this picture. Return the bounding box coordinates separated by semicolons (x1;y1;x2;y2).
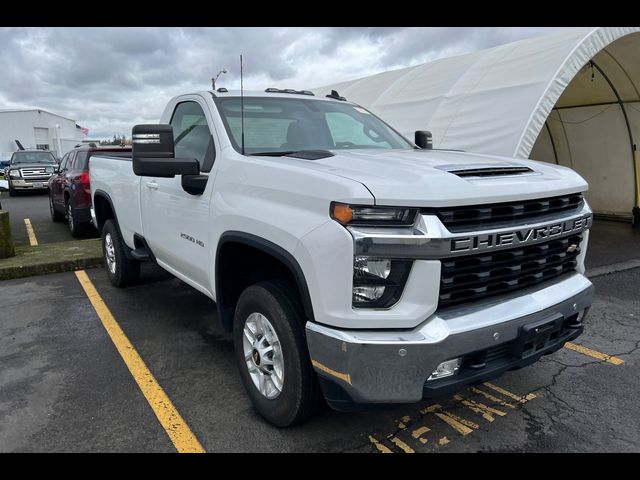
145;181;159;190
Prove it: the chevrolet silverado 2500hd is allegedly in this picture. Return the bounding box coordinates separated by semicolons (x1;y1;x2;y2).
90;89;593;427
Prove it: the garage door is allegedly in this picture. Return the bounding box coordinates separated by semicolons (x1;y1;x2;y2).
34;127;49;150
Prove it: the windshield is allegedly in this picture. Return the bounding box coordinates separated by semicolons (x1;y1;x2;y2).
214;96;414;155
11;151;57;164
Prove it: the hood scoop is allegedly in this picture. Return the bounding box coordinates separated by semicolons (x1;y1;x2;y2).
436;163;535;178
285;150;334;160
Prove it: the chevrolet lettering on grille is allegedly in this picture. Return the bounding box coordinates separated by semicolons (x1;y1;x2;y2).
450;215;592;253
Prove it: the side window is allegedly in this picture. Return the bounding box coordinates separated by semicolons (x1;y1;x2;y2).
63;152;75;171
170;101;215;173
73;152;88;170
59;153;70;171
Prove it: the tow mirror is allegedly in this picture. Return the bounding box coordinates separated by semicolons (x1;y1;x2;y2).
132;124;199;178
415;130;433;150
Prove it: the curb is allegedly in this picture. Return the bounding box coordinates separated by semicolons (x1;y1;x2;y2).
0;239;104;281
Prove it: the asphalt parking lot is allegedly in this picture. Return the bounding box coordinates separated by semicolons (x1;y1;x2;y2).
0;190;98;246
1;190;639;452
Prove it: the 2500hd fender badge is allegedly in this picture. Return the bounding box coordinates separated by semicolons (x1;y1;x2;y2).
180;232;205;247
450;215;592;253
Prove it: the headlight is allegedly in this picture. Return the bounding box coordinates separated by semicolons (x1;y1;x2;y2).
331;202;418;226
9;170;21;178
352;256;413;308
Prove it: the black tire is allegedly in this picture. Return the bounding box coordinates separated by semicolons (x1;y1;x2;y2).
8;186;17;197
102;219;140;287
49;194;64;222
66;200;87;237
233;280;323;427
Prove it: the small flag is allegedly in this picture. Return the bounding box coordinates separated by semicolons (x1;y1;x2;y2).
76;124;89;136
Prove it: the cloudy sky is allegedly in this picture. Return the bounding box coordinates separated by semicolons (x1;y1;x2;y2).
0;27;569;139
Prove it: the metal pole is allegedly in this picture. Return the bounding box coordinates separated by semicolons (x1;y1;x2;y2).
590;61;638;225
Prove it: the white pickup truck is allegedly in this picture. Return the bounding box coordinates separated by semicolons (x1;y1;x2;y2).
90;88;594;427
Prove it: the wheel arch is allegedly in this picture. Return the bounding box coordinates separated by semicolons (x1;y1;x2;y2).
215;231;315;332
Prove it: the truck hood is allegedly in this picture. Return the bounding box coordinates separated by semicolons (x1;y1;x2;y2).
301;149;588;207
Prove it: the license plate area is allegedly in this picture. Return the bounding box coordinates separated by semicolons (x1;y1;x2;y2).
511;315;564;359
33;182;44;188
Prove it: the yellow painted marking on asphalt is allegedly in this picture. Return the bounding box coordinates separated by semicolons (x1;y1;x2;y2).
420;403;441;414
411;426;430;444
24;218;38;246
390;436;415;453
421;404;477;435
470;387;516;408
311;359;352;385
439;436;450;446
74;270;205;453
434;411;476;436
565;342;625;365
397;415;411;429
484;382;537;403
454;394;507;422
368;435;392;453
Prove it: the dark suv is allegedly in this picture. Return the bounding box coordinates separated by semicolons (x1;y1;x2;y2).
6;150;58;196
49;145;131;237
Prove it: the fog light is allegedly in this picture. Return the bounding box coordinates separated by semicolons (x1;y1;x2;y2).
353;286;385;303
427;358;461;381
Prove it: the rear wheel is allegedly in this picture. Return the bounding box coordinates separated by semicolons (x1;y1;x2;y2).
49;194;64;222
102;219;140;287
233;280;323;427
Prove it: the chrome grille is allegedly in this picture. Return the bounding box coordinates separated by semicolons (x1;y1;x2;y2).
20;167;50;178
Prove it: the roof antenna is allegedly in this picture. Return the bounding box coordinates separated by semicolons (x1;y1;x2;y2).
240;54;245;155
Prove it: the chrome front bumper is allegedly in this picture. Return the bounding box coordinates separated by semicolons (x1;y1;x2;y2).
306;272;593;404
9;178;50;189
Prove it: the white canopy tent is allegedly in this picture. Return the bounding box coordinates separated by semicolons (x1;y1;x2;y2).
313;27;640;223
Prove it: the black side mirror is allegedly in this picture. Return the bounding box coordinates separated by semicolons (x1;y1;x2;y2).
132;124;199;178
415;130;433;150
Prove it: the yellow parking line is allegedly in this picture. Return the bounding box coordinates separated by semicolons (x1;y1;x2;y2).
368;435;392;453
434;411;476;435
411;426;430;444
74;270;205;453
470;387;516;408
390;436;415;453
484;383;537;403
24;218;38;246
565;342;625;365
454;394;507;422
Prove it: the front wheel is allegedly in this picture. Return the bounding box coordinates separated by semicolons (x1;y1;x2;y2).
102;219;140;287
233;280;323;427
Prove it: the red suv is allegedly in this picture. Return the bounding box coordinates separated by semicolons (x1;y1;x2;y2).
49;145;131;237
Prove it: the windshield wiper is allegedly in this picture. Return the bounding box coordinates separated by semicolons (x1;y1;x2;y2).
248;151;296;157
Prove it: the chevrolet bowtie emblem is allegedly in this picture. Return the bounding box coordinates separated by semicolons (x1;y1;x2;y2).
567;244;578;253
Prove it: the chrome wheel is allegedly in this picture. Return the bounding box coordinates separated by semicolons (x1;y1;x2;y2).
242;312;284;399
104;233;116;274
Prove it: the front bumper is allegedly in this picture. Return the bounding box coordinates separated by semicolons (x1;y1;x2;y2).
306;272;593;405
9;178;50;190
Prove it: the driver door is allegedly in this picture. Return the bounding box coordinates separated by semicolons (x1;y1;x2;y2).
140;99;216;291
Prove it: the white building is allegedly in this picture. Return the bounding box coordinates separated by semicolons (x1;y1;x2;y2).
0;108;85;162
